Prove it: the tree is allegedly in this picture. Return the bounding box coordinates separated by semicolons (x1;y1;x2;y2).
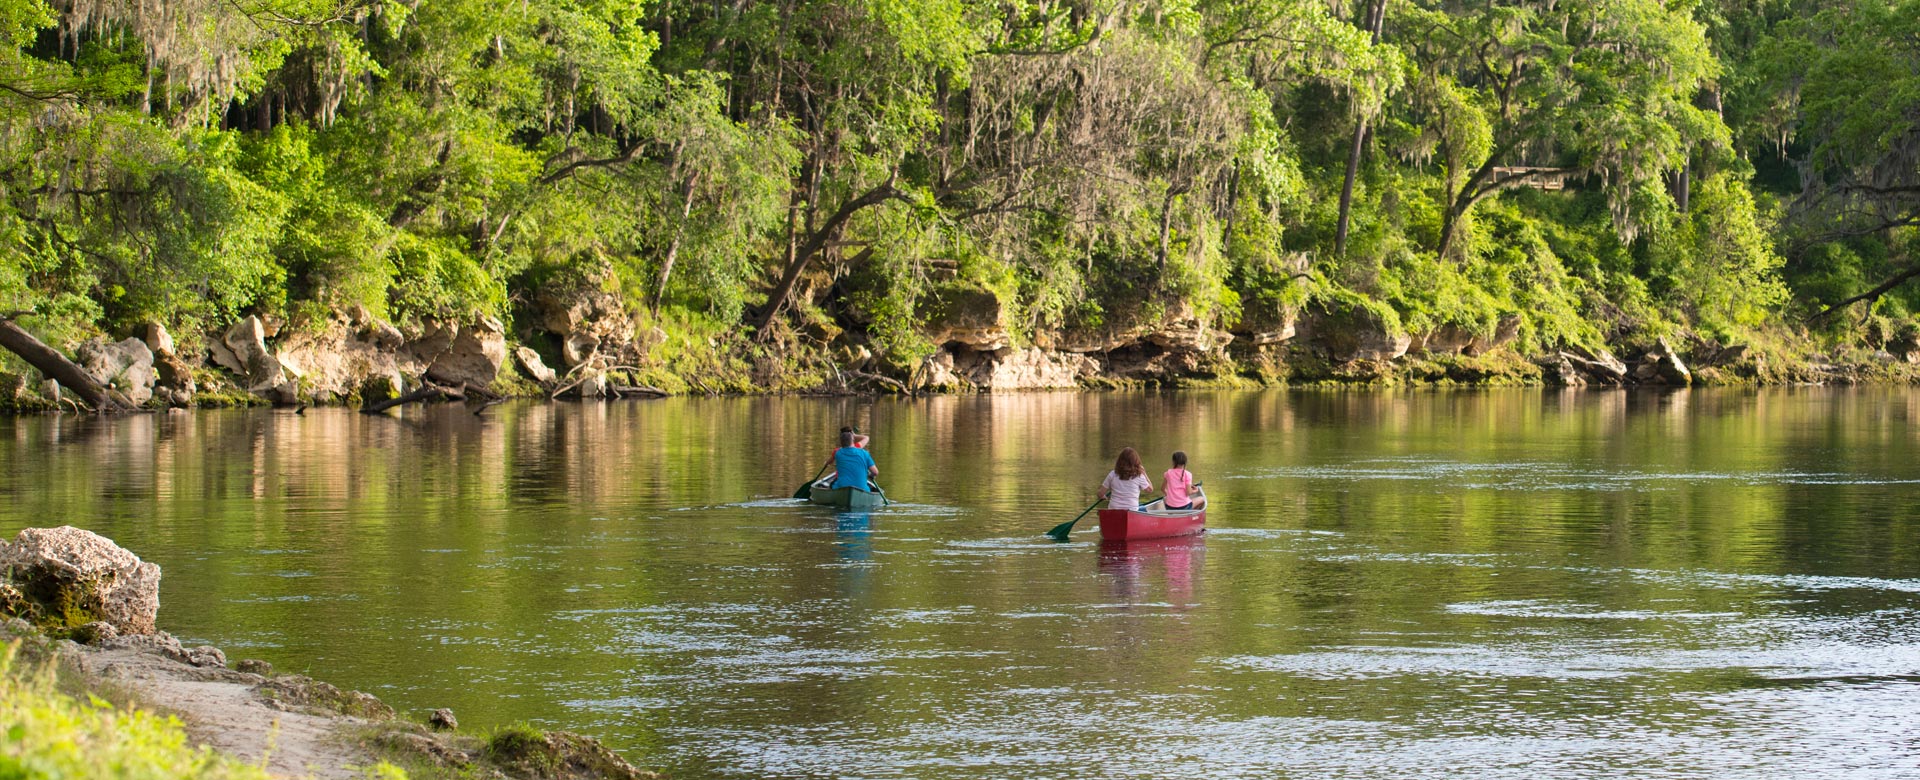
1393;0;1726;259
1762;0;1920;320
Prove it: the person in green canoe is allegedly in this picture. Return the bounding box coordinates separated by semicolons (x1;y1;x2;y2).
818;426;870;486
830;429;879;492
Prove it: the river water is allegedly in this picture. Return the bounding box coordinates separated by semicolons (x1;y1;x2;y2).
5;389;1920;778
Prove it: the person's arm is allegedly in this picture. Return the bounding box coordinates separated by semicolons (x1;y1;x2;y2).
865;451;879;477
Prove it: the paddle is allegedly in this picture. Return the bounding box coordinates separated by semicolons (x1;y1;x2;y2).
793;462;831;500
871;482;891;507
1047;499;1105;541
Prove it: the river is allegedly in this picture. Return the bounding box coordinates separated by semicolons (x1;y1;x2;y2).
5;388;1920;778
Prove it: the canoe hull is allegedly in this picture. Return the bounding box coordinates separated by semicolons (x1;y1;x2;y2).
808;484;884;509
1097;507;1206;540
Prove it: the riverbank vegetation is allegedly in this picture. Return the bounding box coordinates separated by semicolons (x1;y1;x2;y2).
0;640;278;779
0;0;1917;395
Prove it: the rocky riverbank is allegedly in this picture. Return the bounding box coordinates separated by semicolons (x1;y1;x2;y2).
7;284;1920;414
0;526;659;780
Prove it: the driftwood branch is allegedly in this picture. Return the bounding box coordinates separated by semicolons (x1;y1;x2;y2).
361;381;466;414
843;370;912;396
548;364;649;399
610;385;669;398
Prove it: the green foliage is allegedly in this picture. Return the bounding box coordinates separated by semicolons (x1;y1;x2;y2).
0;0;1905;378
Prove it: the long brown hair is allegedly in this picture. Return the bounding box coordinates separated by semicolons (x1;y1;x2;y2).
1114;447;1143;480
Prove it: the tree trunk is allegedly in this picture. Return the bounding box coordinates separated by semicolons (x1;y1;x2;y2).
1334;0;1388;259
652;173;701;312
1156;184;1190;272
751;180;899;336
1335;122;1370;257
0;318;131;413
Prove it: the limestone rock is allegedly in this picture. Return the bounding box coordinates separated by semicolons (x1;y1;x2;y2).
1467;314;1522;355
485;730;653;780
1146;319;1233;352
429;708;459;731
1562;346;1629;385
982;348;1093;389
153;351;196;405
1411;324;1476;356
921;286;1012;351
1239;320;1297;346
213;317;289;395
362;370;404;403
1299;306;1410;363
257;674;397;719
0;526;161;635
403;321;458;368
1542;355;1588;387
916;352;963;390
1046;327;1150;354
577;371;609;399
274;316;409;404
1231;303;1300;349
1888;334;1920;364
235;658;274;676
1632;337;1691;385
836;344;874;371
538;287;635;368
139;322;175;356
71;620;119;645
426;317;507;389
563;332;601;368
102;630;184;659
186;644;228;668
77;337;156;405
365;321;405;351
916;346;1092;391
515;346;557;384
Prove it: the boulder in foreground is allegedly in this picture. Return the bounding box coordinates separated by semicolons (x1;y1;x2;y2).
0;525;161;636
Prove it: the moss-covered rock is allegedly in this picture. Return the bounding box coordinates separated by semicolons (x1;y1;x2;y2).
0;526;162;637
484;726;659;780
257;674;397;720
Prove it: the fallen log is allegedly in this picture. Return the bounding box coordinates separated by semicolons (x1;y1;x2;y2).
610;385;669;398
361;382;465;414
0;316;134;413
843;370;912;396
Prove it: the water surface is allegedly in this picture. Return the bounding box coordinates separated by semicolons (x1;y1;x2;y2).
5;389;1920;778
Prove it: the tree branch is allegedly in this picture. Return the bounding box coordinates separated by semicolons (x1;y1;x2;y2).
1806;262;1920;324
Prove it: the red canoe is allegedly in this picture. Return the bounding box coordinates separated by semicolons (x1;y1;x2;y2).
1097;505;1206;541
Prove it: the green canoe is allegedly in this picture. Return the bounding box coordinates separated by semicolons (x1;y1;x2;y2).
807;483;886;509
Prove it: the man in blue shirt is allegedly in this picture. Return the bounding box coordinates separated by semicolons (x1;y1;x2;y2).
831;430;878;491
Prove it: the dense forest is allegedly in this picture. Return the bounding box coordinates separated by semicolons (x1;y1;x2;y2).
0;0;1917;400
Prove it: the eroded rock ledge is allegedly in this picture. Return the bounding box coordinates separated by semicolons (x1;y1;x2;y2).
3;282;1906;410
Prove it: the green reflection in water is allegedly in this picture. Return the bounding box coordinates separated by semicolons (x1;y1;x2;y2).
6;388;1920;778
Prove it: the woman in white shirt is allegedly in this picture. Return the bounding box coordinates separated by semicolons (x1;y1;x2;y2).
1099;447;1154;510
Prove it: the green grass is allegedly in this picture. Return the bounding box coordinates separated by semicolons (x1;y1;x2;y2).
0;640;412;780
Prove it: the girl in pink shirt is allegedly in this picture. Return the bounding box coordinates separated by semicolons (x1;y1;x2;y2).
1163;451;1199;510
